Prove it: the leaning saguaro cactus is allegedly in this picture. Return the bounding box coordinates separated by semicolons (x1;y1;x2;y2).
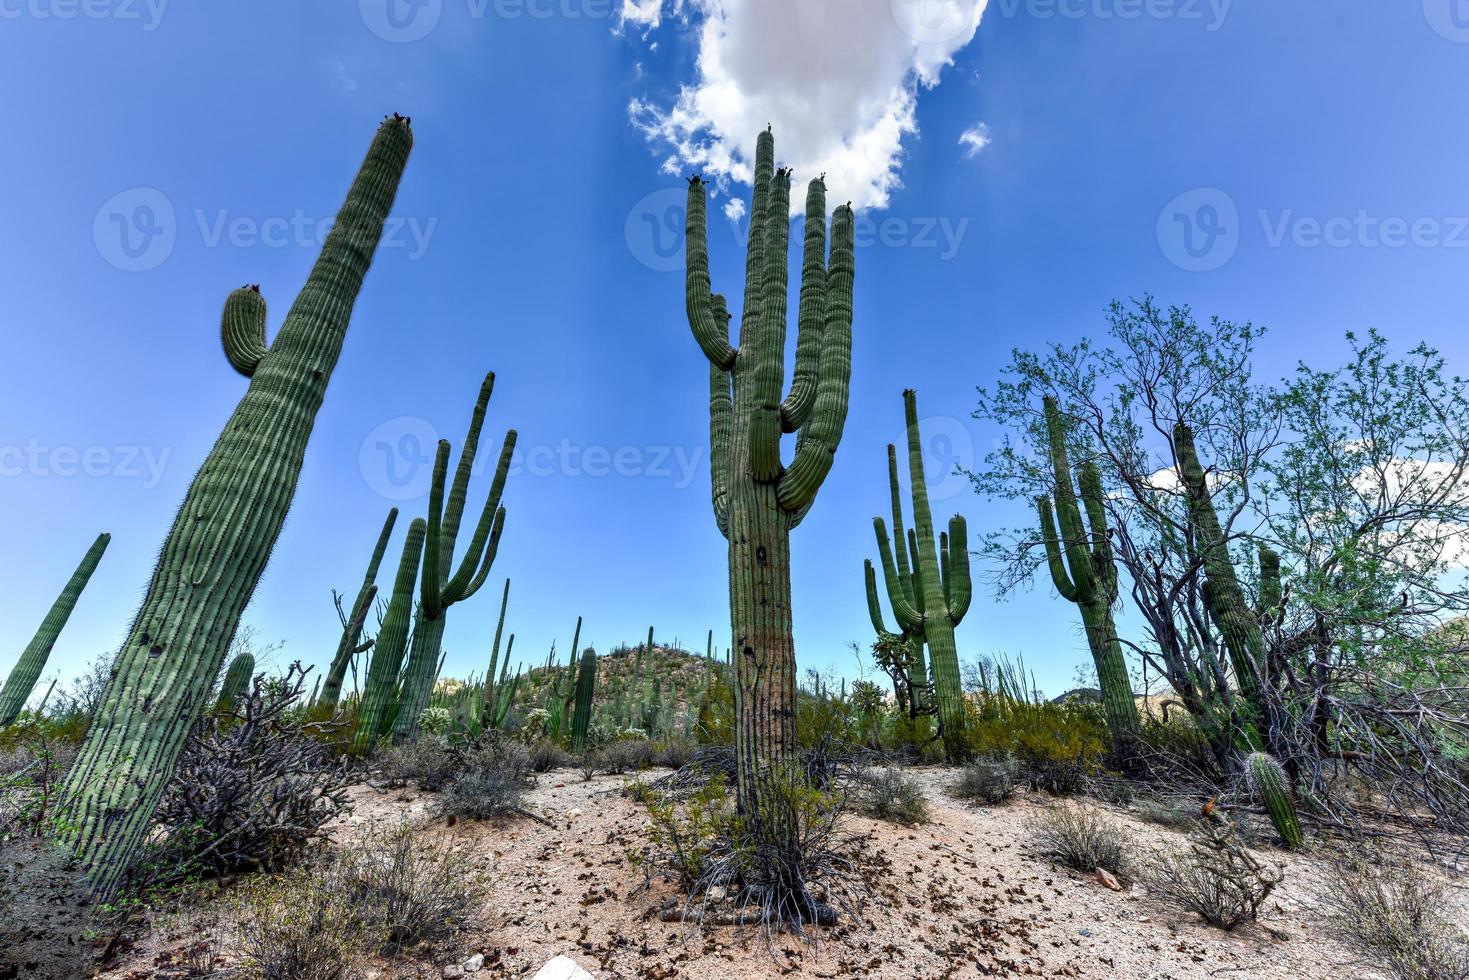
318;507;399;711
0;532;110;727
57;116;414;895
685;128;855;817
213;652;255;716
1245;751;1304;849
570;646;598;753
393;374;516;740
870;390;972;762
1037;396;1141;747
354;518;427;755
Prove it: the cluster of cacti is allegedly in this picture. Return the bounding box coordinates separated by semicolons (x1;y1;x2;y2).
318;507;398;711
685;127;856;812
353;518;427;754
0;532;110;727
869;390;972;762
214;651;255;715
1036;396;1142;747
393;374;516;741
56;115;414;895
1245;751;1304;849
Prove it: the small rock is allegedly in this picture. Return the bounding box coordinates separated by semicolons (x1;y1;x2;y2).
1129;883;1148;898
567;808;583;820
1095;868;1122;891
443;966;464;979
463;953;484;972
532;955;596;980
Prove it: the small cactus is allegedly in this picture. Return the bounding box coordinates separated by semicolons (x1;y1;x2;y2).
570;647;598;753
1246;751;1303;850
214;652;255;715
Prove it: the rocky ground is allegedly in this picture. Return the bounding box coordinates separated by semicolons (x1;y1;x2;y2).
97;766;1466;979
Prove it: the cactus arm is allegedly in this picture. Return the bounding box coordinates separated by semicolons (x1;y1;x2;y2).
1043;396;1097;602
874;518;923;633
220;285;268;378
683;178;737;371
0;532;111;727
320;507;398;710
710;358;733;536
944;515;972;625
436;373;496;583
864;560;895;636
420;440;451;617
442;430;516;603
485;578;510;708
1077;461;1117;599
885;444;917;608
776;202;854;512
1038;496;1081;603
750;168;793;482
779;177;829;432
353;517;426;755
214;652;254;715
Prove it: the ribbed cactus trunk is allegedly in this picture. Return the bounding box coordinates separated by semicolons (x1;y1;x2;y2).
1037;397;1141;747
394;374;515;741
1246;751;1303;849
871;392;972;761
57;117;412;895
0;532;110;727
570;647;597;752
354;519;427;755
213;652;255;715
318;507;399;711
685;128;855;820
1173;423;1266;710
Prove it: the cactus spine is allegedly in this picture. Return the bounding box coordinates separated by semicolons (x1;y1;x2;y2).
57;116;412;895
354;519;427;754
318;507;399;710
870;391;972;761
1246;751;1303;849
570;646;597;752
1037;397;1141;747
0;532;110;727
685;128;855;814
394;374;516;740
214;652;255;715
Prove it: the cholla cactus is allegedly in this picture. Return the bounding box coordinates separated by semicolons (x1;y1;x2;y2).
418;705;452;739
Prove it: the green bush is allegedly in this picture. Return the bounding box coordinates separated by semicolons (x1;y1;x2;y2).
858;768;929;825
953;755;1019;805
963;701;1108;794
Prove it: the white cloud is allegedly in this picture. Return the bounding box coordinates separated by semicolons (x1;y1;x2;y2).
628;0;988;212
723;197;746;222
959;121;991;158
620;0;666;31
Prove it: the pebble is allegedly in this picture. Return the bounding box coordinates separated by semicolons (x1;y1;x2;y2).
443;966;464;979
463;953;485;972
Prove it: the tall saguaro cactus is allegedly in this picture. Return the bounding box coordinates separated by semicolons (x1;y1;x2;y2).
871;391;972;761
1037;396;1141;746
58;116;414;895
354;518;427;755
685;127;855;815
570;646;598;753
318;507;399;711
865;443;933;732
393;373;516;740
0;532;110;727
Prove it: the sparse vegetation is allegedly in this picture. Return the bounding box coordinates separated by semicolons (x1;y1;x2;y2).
1320;854;1469;980
953;755;1019;805
1142;810;1282;931
1028;804;1134;881
857;767;930;825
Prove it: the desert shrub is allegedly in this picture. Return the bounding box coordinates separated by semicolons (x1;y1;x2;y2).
0;729;76;838
654;738;696;770
151;905;226;977
965;701;1108;795
953;755;1019;805
1028;804;1134;881
1142;811;1282;930
643;776;733;889
796;682;859;753
147;664;352;885
231;868;361;980
332;820;478;955
433;737;534;821
1132;795;1198;830
857;767;929;825
377;737;456;791
593;738;656;775
1319;854;1469;980
528;740;571;773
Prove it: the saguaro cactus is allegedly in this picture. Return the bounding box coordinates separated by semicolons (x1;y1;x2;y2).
483;578;511;715
318;508;399;710
1246;751;1303;849
393;373;516;740
354;518;427;755
1037;396;1141;746
685;128;855;816
865;443;933;731
570;646;598;752
58;116;414;894
214;652;255;716
0;532;110;727
870;391;972;761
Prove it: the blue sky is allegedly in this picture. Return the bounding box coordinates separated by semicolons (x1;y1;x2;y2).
2;0;1467;698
